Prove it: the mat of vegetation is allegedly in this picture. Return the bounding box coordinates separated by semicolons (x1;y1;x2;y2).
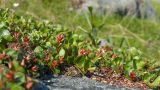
0;8;160;90
2;0;160;65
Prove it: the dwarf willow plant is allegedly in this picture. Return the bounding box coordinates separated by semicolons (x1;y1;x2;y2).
78;7;160;88
0;8;159;89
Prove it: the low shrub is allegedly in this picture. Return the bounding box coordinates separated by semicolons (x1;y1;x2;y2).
0;9;159;89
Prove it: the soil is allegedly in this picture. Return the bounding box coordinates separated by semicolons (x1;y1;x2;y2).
64;66;148;90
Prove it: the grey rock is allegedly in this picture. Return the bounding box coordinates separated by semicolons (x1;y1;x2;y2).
33;75;142;90
98;39;108;48
74;0;156;19
32;81;49;90
157;0;160;3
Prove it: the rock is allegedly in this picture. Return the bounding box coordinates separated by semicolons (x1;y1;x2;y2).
32;81;49;90
98;39;108;48
157;0;160;3
71;0;84;9
71;0;156;19
33;75;144;90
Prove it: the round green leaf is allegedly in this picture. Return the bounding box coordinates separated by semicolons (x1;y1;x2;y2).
59;48;65;56
34;46;43;53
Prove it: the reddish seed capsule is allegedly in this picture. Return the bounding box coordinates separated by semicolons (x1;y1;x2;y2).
45;55;50;63
59;56;64;64
102;47;107;53
112;54;118;59
109;47;113;51
118;64;123;73
129;71;136;81
5;71;14;82
25;81;33;90
33;58;38;63
0;81;3;89
23;36;29;45
24;55;30;63
13;45;20;51
21;60;26;67
31;65;38;72
56;34;64;44
96;50;102;57
8;43;20;51
25;76;33;90
79;48;88;56
8;62;13;69
0;67;3;73
0;53;5;60
51;61;58;68
13;32;20;39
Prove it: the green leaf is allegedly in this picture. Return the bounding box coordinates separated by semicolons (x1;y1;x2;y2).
128;47;138;56
133;59;137;70
0;29;12;41
55;24;63;32
76;56;85;72
54;68;60;74
0;22;6;29
59;48;65;56
36;52;44;59
84;58;90;72
145;76;160;88
12;60;25;72
88;67;96;73
67;56;74;64
1;29;10;36
46;42;52;47
14;72;25;84
73;40;77;46
137;61;145;70
0;44;5;51
84;11;92;29
34;46;43;53
11;84;24;90
72;34;79;40
5;49;18;58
